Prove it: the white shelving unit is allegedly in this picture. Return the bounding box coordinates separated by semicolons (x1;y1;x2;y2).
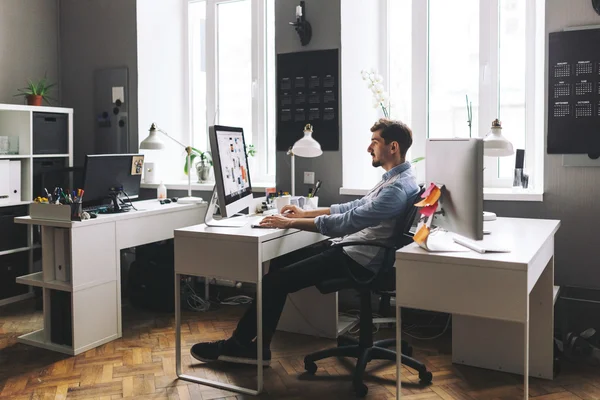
0;103;73;307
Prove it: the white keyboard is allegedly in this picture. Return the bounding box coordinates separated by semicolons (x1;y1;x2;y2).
452;236;511;254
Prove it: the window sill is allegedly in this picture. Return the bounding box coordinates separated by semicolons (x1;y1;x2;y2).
339;187;544;202
140;180;275;193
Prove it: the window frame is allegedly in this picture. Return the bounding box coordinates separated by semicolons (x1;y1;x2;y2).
340;0;544;194
189;0;274;184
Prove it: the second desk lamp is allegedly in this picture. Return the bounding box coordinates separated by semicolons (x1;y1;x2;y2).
287;124;322;196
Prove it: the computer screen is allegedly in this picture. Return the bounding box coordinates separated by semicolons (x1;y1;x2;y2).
82;154;144;209
208;125;254;218
426;138;483;240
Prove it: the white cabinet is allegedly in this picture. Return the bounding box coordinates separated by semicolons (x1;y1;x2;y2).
0;104;73;306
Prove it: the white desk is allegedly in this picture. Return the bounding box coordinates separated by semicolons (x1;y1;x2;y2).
395;217;560;399
174;223;351;395
14;199;206;355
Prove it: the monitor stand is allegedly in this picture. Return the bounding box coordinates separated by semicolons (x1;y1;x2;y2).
204;188;248;227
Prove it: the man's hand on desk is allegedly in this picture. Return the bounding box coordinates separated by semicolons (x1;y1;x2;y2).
280;205;306;218
259;213;320;232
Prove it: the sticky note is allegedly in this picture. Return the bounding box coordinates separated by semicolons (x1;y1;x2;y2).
415;185;441;207
419;203;438;217
413;225;430;245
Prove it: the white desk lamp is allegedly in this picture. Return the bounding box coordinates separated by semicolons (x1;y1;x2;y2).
287;124;322;196
139;123;204;204
483;119;514;221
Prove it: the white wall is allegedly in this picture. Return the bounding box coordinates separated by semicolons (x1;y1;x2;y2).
340;0;385;189
137;0;189;182
0;0;59;105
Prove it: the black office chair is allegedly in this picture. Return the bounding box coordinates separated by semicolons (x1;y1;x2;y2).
303;188;431;397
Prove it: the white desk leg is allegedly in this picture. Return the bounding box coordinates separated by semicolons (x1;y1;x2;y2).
176;267;264;396
524;296;530;400
256;262;265;393
396;304;402;399
175;273;182;376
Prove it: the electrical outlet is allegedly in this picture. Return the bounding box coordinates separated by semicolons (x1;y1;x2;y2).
304;171;315;185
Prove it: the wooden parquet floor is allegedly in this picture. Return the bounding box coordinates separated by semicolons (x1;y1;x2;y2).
1;299;599;400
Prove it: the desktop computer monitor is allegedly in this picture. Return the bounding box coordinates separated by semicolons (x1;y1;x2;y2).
426;138;483;240
82;154;144;210
208;125;254;222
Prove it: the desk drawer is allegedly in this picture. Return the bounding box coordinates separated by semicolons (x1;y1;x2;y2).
395;259;527;322
116;208;204;250
261;231;326;262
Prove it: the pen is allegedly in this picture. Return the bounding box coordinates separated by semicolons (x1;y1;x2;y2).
313;180;322;197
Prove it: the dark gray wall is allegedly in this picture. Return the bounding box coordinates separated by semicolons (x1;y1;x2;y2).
275;0;342;207
0;0;59;105
59;0;138;166
485;0;600;289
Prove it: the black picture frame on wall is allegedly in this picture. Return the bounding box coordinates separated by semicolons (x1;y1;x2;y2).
276;49;339;152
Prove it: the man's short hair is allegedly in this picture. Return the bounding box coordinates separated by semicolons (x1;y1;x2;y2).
370;118;413;158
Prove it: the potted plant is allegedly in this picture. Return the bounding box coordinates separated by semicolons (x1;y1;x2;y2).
184;147;213;183
14;76;56;106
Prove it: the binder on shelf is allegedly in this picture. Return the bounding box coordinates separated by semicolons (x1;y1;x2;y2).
54;229;70;282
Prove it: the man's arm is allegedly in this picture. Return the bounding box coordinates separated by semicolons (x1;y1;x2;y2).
330;197;368;214
314;185;408;238
303;208;330;218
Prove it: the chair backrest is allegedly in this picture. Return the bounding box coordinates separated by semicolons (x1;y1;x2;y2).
393;185;426;250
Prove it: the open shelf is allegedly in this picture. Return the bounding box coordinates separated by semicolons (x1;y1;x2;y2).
16;272;72;292
0;246;30;257
0;154;29;159
0;201;32;208
17;329;74;355
32;154;69;159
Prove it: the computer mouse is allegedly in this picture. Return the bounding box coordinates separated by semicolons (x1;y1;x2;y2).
90;213;97;219
171;197;178;202
164;199;172;204
159;200;165;205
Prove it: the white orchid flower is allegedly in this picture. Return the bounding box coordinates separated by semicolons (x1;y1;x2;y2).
375;74;383;83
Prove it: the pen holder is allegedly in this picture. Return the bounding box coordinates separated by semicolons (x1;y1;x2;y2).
304;196;319;210
70;202;82;221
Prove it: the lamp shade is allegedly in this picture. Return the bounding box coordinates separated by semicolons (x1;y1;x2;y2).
483;119;514;157
292;125;322;158
139;123;166;150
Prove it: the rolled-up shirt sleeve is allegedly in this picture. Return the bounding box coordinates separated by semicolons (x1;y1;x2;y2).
330;197;367;214
315;185;408;237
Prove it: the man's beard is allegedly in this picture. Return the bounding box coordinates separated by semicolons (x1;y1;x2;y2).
371;154;381;167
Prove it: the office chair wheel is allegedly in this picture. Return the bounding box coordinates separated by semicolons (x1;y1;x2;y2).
353;381;368;397
419;370;433;384
304;361;318;375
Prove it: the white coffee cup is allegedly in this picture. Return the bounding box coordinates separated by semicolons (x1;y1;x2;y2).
274;195;291;213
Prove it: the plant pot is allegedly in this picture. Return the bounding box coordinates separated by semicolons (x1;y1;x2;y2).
196;162;211;183
26;95;43;106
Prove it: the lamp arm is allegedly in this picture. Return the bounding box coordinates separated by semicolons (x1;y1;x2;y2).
156;128;191;154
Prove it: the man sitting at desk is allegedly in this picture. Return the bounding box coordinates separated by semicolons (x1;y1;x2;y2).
191;118;419;365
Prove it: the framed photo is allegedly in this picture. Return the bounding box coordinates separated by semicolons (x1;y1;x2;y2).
131;155;144;175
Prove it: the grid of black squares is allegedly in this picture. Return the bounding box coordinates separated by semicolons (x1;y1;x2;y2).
554;103;570;117
554;63;571;78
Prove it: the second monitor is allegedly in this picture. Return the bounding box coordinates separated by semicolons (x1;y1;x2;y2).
426;138;484;241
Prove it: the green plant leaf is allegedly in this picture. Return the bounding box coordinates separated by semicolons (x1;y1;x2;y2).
184;153;198;175
411;157;425;164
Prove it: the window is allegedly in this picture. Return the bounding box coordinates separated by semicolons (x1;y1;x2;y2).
421;0;544;189
342;0;544;194
188;0;275;183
